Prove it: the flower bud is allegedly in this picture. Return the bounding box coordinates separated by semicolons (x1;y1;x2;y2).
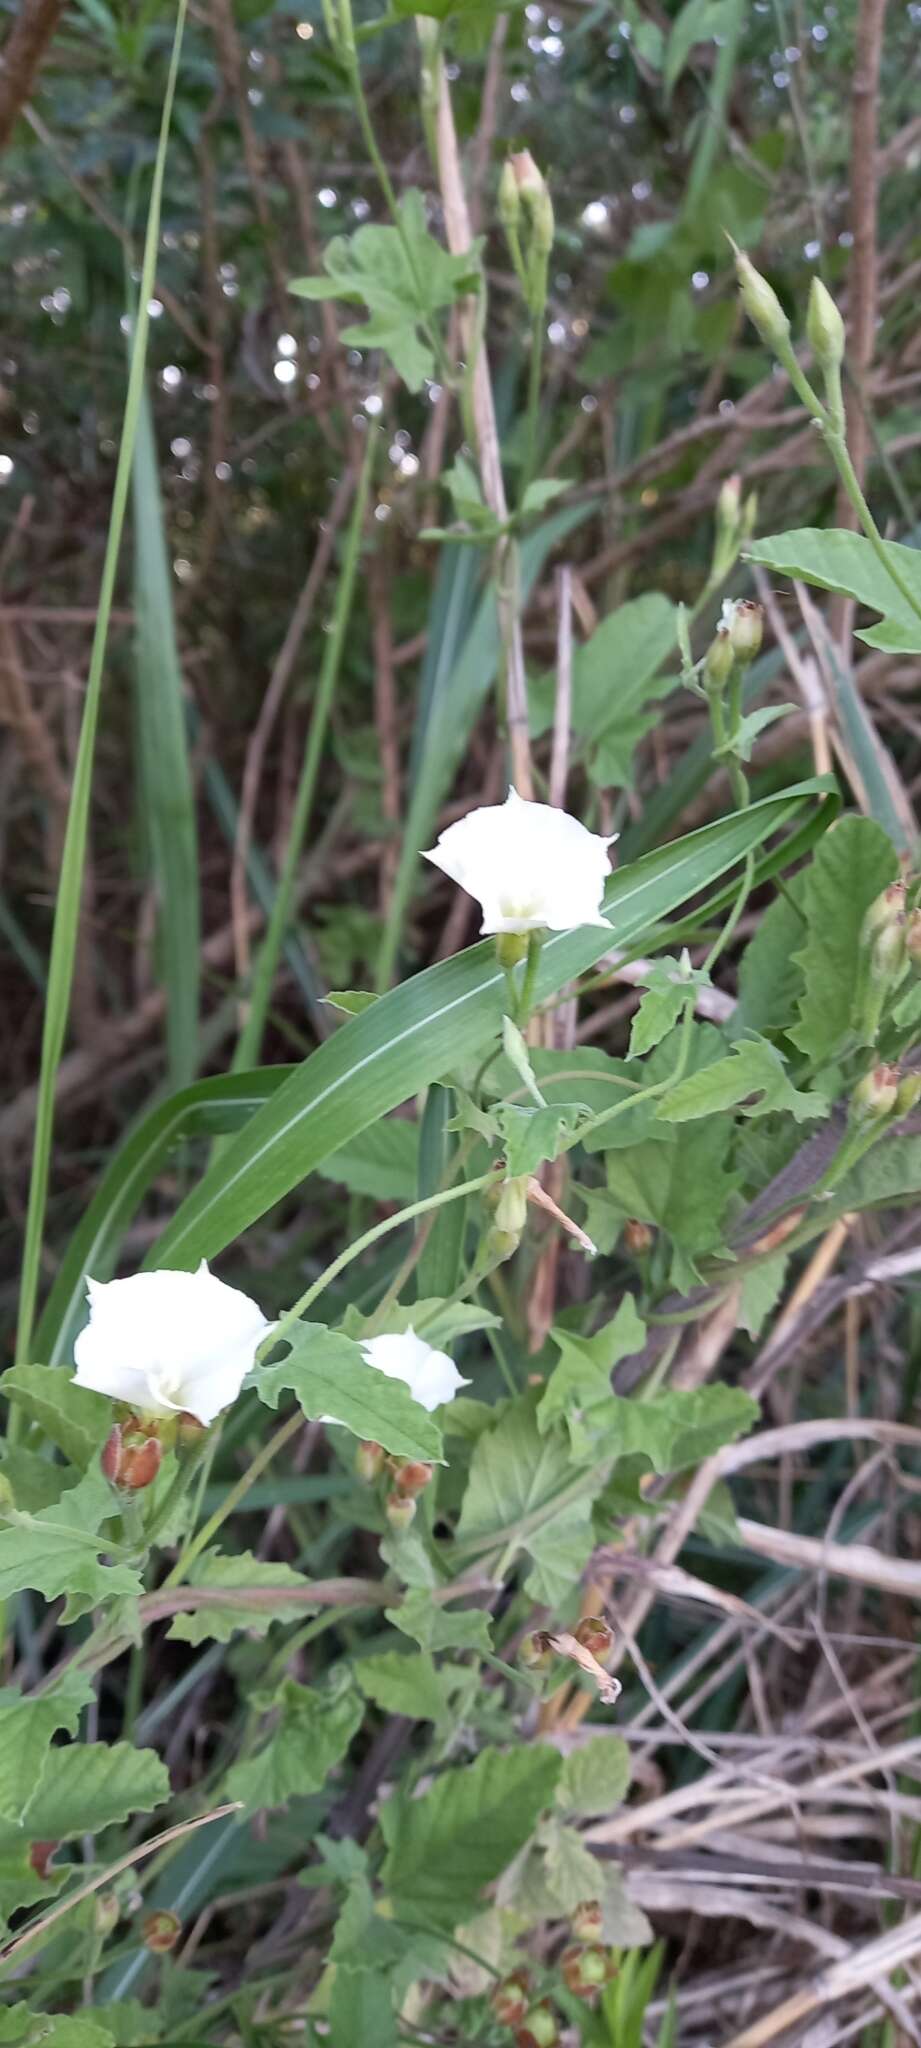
101;1425;162;1492
571;1899;603;1942
862;882;906;945
356;1439;385;1484
906;910;921;969
733;246;791;352
806;276;845;372
515;2004;560;2048
741;490;758;540
491;1970;531;2028
560;1944;615;1999
896;1071;921;1116
850;1063;900;1124
519;1629;553;1670
498;159;521;233
623;1218;654;1255
509;150;554;255
575;1614;614;1659
392;1459;435;1499
176;1410;207;1451
717;474;741;532
704;626;733;692
143;1910;181;1954
94;1892;120;1938
384;1491;417;1532
727;598;764;665
870;917;907;987
496;1175;529;1239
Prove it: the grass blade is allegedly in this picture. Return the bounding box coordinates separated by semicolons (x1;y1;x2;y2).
15;0;188;1362
132;383;200;1088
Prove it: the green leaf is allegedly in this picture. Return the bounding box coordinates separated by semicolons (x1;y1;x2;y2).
830;1133;921;1215
69;2008;157;2047
456;1394;596;1601
627;955;707;1058
747;528;921;653
380;1744;562;1929
328;1962;398;2048
148;785;829;1271
520;477;572;516
496;1103;587;1178
0;1671;94;1825
324;1119;420;1201
656;1036;826;1123
591;1385;758;1472
326;989;378;1016
665;0;735;93
255;1325;443;1462
225;1673;363;1812
602;1026;737;1281
739;1253;789;1339
730;703;796;762
1;1363;110;1469
541;1818;603;1912
790;816;898;1061
132;386;199;1090
540;1298;647;1434
19;1741;169;1841
531;594;677;790
0;2012;114;2048
289;191;481;393
0;1468;142;1612
355;1650;447;1723
557;1735;631;1818
736;885;806;1037
417;1084;467;1301
385;1590;493;1655
166;1549;315;1645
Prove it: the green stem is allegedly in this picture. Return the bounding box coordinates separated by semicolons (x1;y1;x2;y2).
15;0;189;1365
520;255;548;503
516;930;543;1026
232;432;373;1071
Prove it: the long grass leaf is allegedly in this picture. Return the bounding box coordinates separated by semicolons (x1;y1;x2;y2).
15;0;188;1362
132;384;200;1088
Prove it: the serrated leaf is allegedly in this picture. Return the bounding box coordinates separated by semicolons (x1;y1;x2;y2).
557;1735;631;1818
656;1036;825;1123
289;191;481;393
456;1392;597;1599
385;1590;493;1655
20;1741;169;1841
0;1468;142;1610
540;1297;646;1434
790;817;898;1062
628;984;686;1058
355;1650;447;1723
166;1549;315;1645
520;477;571;516
747;528;921;653
739;1253;788;1338
602;1026;737;1281
380;1744;562;1929
496;1103;587;1178
225;1673;363;1812
0;1670;94;1825
1;1364;111;1469
541;1817;603;1911
255;1325;443;1462
590;1385;758;1471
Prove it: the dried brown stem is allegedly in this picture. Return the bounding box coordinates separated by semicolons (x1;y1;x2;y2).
0;0;64;151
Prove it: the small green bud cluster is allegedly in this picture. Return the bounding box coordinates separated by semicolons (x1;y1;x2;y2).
732;243;848;427
355;1438;435;1532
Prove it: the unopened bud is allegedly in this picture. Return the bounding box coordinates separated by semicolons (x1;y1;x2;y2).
392;1459;434;1498
704;626;733;692
851;1063;900;1123
806;275;845;372
560;1944;615;1999
871;918;906;985
733;246;791;352
717;474;741;532
143;1910;181;1954
356;1439;385;1484
623;1218;654;1255
741;490;758;540
896;1071;921;1116
520;1629;553;1670
571;1899;604;1942
727;598;764;664
498;159;521;233
95;1892;120;1937
176;1411;207;1451
491;1970;531;2027
515;2004;560;2048
385;1491;417;1532
509;150;554;254
101;1425;162;1492
496;1175;529;1239
906;910;921;968
862;882;906;945
575;1614;614;1658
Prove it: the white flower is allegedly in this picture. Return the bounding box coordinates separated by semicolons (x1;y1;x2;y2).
424;787;615;935
360;1330;469;1412
72;1262;272;1427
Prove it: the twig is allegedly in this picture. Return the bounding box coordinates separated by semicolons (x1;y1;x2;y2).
0;0;64;151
